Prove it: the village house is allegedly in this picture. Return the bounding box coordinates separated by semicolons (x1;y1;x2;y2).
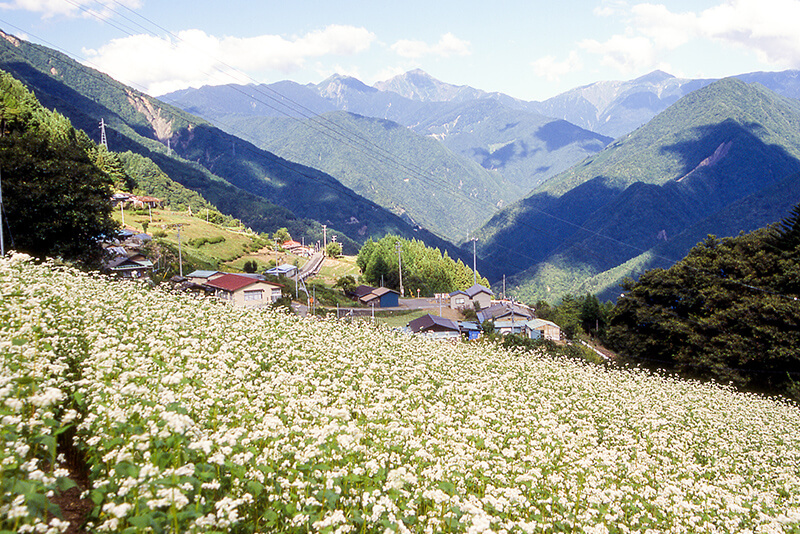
204;273;283;308
448;290;469;309
466;284;493;309
524;319;561;341
110;192;163;209
359;287;400;308
408;314;461;339
103;255;153;278
266;264;298;278
131;195;162;209
476;301;534;324
186;270;223;285
450;284;494;311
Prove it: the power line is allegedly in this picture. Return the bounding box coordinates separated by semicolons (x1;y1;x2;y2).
2;13;798;307
70;0;482;206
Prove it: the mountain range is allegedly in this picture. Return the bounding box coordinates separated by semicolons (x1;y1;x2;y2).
477;77;800;301
3;26;800;303
0;29;472;262
162;71;613;228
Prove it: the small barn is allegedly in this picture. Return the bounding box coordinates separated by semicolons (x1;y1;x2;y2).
466;284;493;310
408;314;461;339
360;287;400;308
524;319;561;341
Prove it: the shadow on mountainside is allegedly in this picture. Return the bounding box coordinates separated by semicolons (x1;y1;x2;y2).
479;120;800;289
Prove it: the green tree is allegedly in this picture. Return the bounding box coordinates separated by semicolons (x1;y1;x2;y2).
356;235;489;296
0;72;117;266
242;260;258;273
326;241;342;258
607;228;800;399
579;293;603;335
335;275;356;292
273;227;291;244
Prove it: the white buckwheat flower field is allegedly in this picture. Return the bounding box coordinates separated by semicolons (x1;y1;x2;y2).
2;254;800;533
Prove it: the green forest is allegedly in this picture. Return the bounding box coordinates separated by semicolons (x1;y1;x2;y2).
357;235;489;297
0;71;116;266
606;207;800;400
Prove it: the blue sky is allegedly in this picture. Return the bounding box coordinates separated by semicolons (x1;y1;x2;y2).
0;0;798;101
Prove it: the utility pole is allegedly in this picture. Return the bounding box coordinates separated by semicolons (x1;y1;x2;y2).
177;225;183;277
0;168;4;257
120;201;125;227
472;237;478;286
322;224;327;249
396;241;404;298
99;118;108;149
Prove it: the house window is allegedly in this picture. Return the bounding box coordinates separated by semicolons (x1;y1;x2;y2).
244;290;263;301
455;297;465;305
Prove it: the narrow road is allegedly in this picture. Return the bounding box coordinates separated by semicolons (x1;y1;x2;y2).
298;252;324;281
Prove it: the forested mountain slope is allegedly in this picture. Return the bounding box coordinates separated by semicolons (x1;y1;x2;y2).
476;78;800;302
162;73;612;211
215;110;519;242
0;29;466;256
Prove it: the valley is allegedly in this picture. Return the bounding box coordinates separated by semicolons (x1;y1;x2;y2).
1;27;800;306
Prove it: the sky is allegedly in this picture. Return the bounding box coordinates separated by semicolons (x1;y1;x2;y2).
0;0;799;101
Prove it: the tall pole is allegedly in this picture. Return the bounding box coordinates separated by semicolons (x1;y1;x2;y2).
322;224;327;250
99;118;108;149
0;168;4;257
396;241;403;298
120;201;125;227
177;226;183;277
472;238;478;286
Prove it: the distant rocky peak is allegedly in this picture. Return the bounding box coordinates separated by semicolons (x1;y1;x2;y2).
633;70;676;85
316;74;377;95
374;69;485;103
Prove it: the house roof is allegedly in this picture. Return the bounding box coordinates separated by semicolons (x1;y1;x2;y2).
352;285;376;298
477;303;534;323
372;287;399;297
186;270;219;279
525;319;559;330
205;273;261;292
236;273;267;281
105;256;152;270
466;284;493;298
408;314;460;333
134;195;162;203
282;240;301;248
266;264;297;275
360;293;379;304
449;290;468;297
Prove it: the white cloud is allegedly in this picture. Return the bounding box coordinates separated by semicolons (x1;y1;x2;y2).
531;51;583;81
0;0;142;19
391;33;471;59
573;0;800;78
580;33;656;73
594;0;629;17
633;0;800;68
82;25;376;95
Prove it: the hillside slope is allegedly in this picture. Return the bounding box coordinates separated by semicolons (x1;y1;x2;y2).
477;78;800;302
216;110;519;241
6;255;800;533
162;71;612;203
0;29;461;256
